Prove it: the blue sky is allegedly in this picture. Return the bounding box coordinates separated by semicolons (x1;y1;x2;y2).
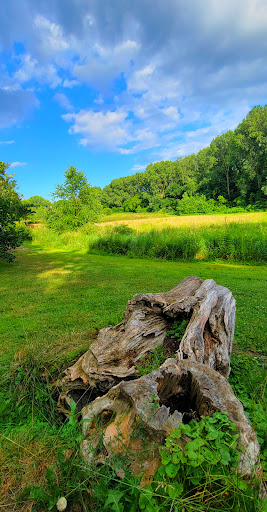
0;0;266;200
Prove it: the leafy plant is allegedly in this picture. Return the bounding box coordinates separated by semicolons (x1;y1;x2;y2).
166;319;188;341
136;347;167;376
229;354;267;459
140;411;259;511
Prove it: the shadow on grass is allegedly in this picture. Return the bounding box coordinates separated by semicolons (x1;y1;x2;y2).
0;243;266;370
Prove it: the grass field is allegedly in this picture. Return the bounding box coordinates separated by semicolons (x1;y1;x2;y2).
0;221;266;510
99;210;267;231
0;241;266;367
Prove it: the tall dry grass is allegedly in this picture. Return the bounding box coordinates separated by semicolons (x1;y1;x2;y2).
99;211;267;232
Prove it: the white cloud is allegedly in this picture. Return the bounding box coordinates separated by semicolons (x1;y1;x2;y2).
128;65;155;92
161;106;180;121
63;78;80;88
14;54;61;88
0;0;266;164
34;15;69;53
0;140;15;144
10;161;27;168
63;108;134;150
54;93;73;110
73;39;139;90
131;164;147;171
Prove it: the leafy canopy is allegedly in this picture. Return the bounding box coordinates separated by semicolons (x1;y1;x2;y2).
52;165;88;201
47;166;102;232
0;161;32;261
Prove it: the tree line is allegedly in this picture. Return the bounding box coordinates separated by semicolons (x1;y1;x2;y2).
26;104;267;224
1;105;266;260
102;105;267;213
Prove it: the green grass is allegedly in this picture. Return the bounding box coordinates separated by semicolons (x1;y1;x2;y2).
0;238;266;367
0;233;266;510
90;222;267;263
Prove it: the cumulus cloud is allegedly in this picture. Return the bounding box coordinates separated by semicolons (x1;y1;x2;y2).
14;54;61;88
0;0;266;158
63;108;134;150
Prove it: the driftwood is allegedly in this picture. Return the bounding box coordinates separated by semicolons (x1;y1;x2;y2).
59;276;236;411
81;359;260;484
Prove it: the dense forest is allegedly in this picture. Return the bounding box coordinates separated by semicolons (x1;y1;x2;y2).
25;105;266;223
102;105;267;214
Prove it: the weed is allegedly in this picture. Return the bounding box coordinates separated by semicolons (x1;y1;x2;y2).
140;411;261;511
136;347;167;376
166;319;188;342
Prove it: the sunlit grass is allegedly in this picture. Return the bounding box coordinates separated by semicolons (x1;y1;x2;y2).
99;211;267;232
0;238;266;372
0;232;266;511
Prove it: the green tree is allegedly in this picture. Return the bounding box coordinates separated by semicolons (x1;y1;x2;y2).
0;161;32;261
207;131;236;200
234;105;267;205
47;166;102;232
23;195;52;222
24;195;51;208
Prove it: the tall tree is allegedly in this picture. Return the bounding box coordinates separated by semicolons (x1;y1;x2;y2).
52;165;88;216
0;162;32;261
47;166;102;232
234;105;267;205
208;131;236;200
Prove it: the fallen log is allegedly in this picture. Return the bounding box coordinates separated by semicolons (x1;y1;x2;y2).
59;276;236;411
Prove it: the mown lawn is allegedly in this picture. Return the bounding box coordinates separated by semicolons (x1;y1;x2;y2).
0;241;266;372
0;237;266;511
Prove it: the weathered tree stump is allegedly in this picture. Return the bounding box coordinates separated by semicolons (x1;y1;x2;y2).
81;359;260;483
56;277;262;489
59;276;236;411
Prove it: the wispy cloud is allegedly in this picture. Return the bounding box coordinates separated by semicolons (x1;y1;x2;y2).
0;140;15;145
53;92;73;110
0;0;266;164
131;164;147;171
9;161;27;168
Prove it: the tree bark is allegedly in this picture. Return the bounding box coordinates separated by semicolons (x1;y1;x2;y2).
81;359;260;483
59;276;235;411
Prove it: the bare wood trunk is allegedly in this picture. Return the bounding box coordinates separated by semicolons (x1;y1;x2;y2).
56;277;261;486
59;276;235;410
81;359;260;483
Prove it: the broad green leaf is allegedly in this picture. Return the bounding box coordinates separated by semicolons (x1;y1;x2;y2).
165;462;179;478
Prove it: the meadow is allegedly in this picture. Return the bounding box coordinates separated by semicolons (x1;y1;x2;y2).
91;211;267;264
99;211;267;231
0;212;266;511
